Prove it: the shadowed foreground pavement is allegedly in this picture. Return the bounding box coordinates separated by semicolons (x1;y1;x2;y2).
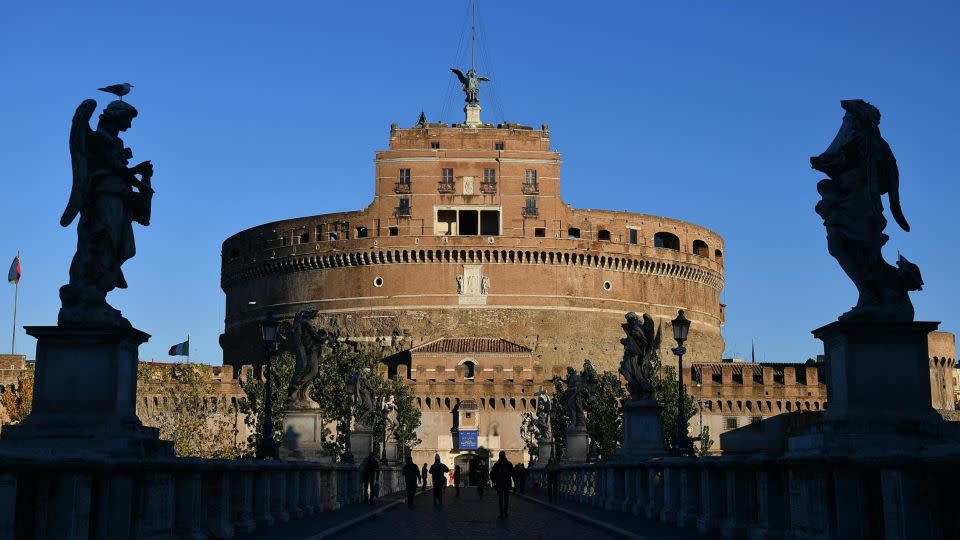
332;487;622;540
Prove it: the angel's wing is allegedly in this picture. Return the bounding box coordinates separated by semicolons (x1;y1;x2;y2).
60;99;97;227
478;76;491;82
450;68;467;84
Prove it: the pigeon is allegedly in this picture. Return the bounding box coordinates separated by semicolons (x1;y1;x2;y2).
98;83;133;100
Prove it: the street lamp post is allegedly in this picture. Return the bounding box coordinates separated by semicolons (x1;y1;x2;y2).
671;309;693;455
257;312;280;460
696;382;704;454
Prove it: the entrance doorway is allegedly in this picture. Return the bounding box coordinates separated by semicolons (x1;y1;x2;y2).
454;453;489;486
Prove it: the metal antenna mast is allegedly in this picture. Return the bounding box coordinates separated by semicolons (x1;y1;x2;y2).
471;0;476;71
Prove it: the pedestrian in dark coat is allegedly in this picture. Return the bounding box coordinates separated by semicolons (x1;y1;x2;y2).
421;463;429;492
545;459;561;503
454;465;462;498
477;464;487;499
362;453;380;504
402;456;421;508
428;454;450;505
490;451;514;518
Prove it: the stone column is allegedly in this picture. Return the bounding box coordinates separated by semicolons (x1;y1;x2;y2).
253;469;273;528
270;469;289;523
35;473;93;540
676;462;701;529
697;461;723;535
134;472;175;540
91;474;133;540
203;471;234;540
720;461;752;539
748;461;789;540
631;466;649;516
644;463;664;520
230;470;256;534
0;473;15;537
286;470;303;519
659;462;681;524
174;472;206;540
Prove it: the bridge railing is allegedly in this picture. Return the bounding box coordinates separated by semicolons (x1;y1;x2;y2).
528;452;960;540
0;452;404;539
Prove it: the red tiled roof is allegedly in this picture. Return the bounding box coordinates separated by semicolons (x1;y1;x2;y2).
411;338;531;355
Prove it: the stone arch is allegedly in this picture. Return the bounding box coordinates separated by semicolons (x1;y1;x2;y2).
597;229;611;241
567;227;581;239
654;232;680;251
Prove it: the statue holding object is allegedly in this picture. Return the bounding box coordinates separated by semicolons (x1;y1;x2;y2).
811;100;923;322
285;306;335;409
619;312;662;401
60;97;155;327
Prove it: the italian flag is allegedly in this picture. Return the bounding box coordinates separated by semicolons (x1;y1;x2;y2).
7;255;20;285
168;338;189;357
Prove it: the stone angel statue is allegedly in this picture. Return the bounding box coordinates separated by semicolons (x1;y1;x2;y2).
285;306;335;409
619;312;662;401
347;368;377;428
560;367;593;429
534;386;553;440
811;100;923;322
450;67;490;106
60;98;155;326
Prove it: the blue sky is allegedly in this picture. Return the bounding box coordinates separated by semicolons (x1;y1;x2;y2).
0;1;957;363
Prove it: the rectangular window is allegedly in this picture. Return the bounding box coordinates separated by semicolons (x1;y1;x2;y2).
299;232;309;244
458;210;479;235
281;235;289;247
480;210;500;236
399;168;411;184
724;417;738;430
389;227;399;236
629;229;638;245
535;227;546;238
442;168;454;184
398;198;410;210
356;227;368;238
436;210;457;235
328;232;338;241
525;198;537;210
495;142;504;150
483;168;496;183
524;169;537;184
430;141;440;149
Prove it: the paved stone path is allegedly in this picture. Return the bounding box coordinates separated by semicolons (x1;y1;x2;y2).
331;487;623;540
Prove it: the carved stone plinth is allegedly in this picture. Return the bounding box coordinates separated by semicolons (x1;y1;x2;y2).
0;325;171;457
789;320;946;455
536;438;554;464
464;104;482;127
563;426;589;463
281;409;330;461
385;437;400;465
616;399;666;461
349;426;376;462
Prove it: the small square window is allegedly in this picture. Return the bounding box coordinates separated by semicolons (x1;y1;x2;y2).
328;232;338;241
629;229;639;245
495;142;504;150
442;168;454;183
724;417;738;430
431;141;440;149
483;168;496;183
389;227;399;236
299;232;309;244
535;228;546;238
281;235;289;246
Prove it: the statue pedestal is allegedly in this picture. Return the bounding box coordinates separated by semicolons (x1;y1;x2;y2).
536;438;555;464
563;426;589;463
349;425;376;463
615;399;666;460
281;409;330;461
464;104;482;127
0;325;172;457
789;320;946;455
385;437;400;465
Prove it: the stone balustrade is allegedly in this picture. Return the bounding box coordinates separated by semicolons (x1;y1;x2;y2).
0;452;404;539
528;451;960;540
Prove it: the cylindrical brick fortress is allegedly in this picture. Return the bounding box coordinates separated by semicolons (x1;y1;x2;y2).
220;121;725;374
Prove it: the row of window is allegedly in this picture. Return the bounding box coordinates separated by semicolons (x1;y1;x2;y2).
416;395;536;412
703;399;825;415
399;168;537;185
426;141;508;151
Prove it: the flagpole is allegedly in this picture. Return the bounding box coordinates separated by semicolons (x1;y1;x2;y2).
10;251;18;355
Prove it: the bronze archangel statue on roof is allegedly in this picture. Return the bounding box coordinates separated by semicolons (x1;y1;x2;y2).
60;96;154;327
450;67;490;106
811;99;923;322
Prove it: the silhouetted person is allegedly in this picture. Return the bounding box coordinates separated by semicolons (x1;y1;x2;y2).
477;465;487;499
429;454;450;506
512;462;527;494
545;459;560;503
402;456;421;508
490;451;513;518
454;465;462;498
421;463;429;492
362;452;380;504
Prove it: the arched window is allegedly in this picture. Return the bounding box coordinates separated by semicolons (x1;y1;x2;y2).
567;227;581;239
597;229;611;241
463;361;476;379
714;249;723;262
654;232;680;250
692;240;709;257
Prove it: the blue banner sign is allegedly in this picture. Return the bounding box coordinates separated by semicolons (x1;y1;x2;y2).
458;430;479;450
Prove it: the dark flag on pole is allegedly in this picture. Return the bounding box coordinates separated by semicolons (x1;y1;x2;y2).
7;255;20;285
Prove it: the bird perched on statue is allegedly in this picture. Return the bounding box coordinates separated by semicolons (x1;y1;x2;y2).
98;83;133;100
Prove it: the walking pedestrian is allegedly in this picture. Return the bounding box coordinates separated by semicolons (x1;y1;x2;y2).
429;454;450;506
477;464;487;500
421;463;429;492
362;452;380;505
402;456;421;508
490;451;513;518
454;465;462;498
516;462;527;494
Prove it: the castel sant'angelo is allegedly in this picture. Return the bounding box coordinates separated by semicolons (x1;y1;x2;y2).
220;58;727;466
